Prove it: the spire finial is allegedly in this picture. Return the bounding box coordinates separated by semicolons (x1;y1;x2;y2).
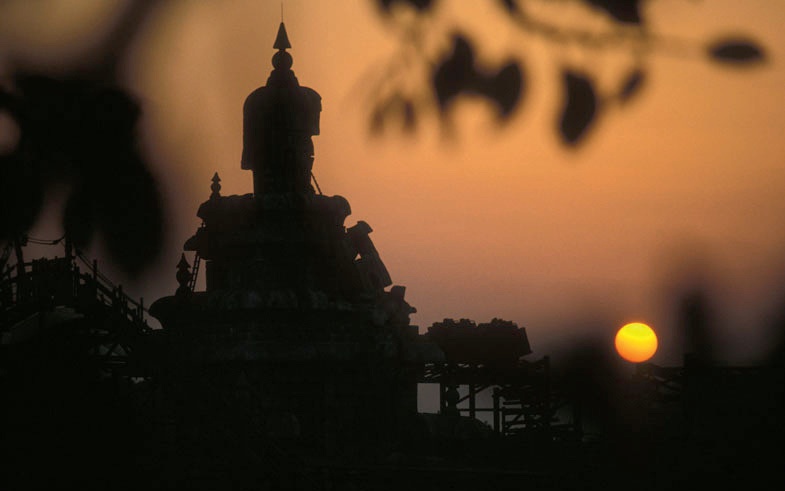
176;253;191;296
210;172;221;199
273;22;291;50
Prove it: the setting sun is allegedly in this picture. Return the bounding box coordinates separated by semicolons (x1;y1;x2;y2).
615;322;658;363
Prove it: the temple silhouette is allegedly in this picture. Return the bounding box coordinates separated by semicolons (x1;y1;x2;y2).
150;19;426;466
1;22;782;491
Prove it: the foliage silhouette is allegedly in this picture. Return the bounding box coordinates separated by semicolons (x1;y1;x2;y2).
376;0;435;12
366;0;768;146
585;0;644;24
616;68;645;104
559;71;598;146
432;35;524;120
0;74;162;277
707;37;767;64
0;0;163;276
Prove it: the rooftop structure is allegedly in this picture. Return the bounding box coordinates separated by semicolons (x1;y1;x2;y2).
148;23;424;470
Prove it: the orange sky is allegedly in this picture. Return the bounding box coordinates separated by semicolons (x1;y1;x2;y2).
2;0;785;365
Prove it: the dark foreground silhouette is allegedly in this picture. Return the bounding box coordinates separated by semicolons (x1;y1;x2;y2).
1;18;782;491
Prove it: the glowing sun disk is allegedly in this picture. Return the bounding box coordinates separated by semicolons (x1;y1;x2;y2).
615;322;658;363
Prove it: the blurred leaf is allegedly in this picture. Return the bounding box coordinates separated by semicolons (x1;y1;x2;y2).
377;0;435;13
497;0;518;13
0;92;39;239
679;289;715;364
585;0;643;24
370;105;385;135
707;38;766;65
402;99;417;132
433;35;475;111
559;71;598;146
617;68;645;103
89;87;140;138
63;189;94;250
433;35;524;120
94;155;163;276
484;62;524;119
557;339;625;437
0;73;163;276
0;152;43;240
370;94;418;134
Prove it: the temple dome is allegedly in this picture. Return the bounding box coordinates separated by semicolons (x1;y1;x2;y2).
241;22;321;195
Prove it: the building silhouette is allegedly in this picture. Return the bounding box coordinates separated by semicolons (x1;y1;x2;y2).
149;20;425;475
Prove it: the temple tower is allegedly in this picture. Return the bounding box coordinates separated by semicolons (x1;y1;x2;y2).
241;23;321;196
150;23;421;471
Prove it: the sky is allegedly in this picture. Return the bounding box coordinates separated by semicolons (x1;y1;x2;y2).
2;0;785;365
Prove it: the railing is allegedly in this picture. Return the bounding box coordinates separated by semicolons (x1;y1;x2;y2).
74;251;150;330
418;357;581;439
0;253;150;334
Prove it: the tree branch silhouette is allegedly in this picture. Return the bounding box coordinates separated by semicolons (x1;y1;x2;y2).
368;0;767;147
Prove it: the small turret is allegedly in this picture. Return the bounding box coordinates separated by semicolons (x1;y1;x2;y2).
241;22;322;196
210;172;221;199
175;253;191;296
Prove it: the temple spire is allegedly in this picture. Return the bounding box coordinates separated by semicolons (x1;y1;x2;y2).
242;21;321;195
210;172;221;199
273;22;291;50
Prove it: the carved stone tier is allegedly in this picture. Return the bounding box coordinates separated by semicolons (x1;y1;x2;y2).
180;191;393;300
